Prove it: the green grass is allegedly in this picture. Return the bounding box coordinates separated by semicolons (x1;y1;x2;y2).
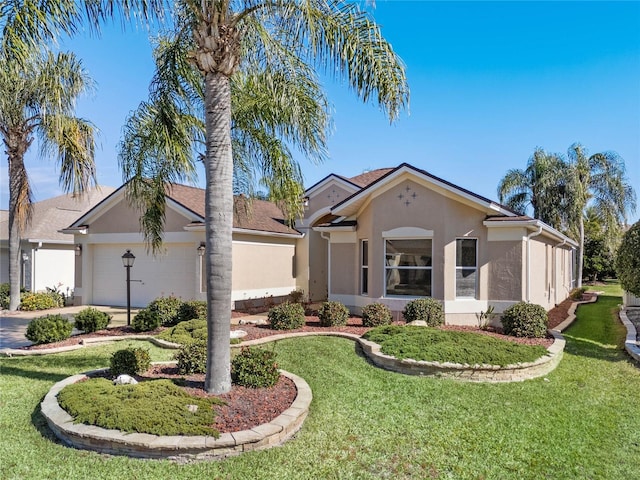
58;378;222;436
363;325;548;366
1;289;639;479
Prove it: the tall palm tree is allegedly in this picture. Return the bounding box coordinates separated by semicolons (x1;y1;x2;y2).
120;1;408;394
565;143;636;287
0;48;97;310
497;147;570;228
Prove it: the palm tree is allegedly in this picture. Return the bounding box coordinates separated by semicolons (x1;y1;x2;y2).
120;1;408;394
0;48;97;310
497;147;570;228
565;143;636;287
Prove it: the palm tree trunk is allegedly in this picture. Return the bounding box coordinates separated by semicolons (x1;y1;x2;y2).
577;215;584;288
203;70;233;394
6;134;30;311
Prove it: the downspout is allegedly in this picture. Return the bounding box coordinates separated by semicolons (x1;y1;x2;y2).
320;232;331;299
553;238;567;305
526;226;543;303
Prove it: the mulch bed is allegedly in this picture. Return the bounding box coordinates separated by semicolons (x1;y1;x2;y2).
34;302;587;434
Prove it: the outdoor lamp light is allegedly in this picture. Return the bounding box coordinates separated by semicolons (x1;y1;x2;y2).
197;242;206;256
121;249;135;267
122;250;136;325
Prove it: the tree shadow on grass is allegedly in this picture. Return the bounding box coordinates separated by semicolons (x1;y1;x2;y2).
0;353;110;382
562;335;629;363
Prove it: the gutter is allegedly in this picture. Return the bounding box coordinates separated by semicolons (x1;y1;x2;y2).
320;232;331;297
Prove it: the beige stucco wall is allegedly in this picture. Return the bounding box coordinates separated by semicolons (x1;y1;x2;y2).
88;198;190;234
527;235;574;310
306;183;355;216
330;243;356;295
231;234;297;295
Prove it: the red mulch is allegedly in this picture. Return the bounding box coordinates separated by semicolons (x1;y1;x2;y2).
35;304;585;434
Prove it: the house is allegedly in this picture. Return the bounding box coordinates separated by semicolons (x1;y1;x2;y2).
0;187;116;295
295;163;577;324
62;184;302;308
63;163;577;324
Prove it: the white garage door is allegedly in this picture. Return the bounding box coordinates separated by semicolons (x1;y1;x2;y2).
92;244;196;307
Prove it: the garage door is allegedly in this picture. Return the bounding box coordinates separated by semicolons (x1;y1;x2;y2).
92;244;196;307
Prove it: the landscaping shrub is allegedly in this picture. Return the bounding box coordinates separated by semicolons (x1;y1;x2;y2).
24;314;73;344
0;283;26;309
73;307;111;333
132;308;160;332
501;302;548;338
318;301;349;327
110;347;151;376
362;303;393;327
288;289;306;304
402;298;444;326
570;287;587;300
147;295;184;326
19;292;59;311
615;220;640;297
44;285;66;307
156;318;208;345
267;302;305;330
231;347;279;388
176;300;207;323
175;341;207;374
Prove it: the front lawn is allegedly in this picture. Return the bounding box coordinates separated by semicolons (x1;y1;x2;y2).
1;289;639;479
363;324;549;366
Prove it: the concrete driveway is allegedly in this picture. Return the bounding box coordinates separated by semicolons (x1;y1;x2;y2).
0;306;138;349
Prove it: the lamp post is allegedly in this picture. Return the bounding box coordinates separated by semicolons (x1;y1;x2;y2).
121;250;135;326
21;252;28;288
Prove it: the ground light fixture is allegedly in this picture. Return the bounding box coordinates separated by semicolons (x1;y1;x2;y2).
121;250;136;326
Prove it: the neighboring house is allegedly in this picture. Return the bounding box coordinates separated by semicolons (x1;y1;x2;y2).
0;187;116;295
295;163;578;325
62;163;577;324
62;184;302;308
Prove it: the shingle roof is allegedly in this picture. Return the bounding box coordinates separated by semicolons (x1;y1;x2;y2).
0;187;116;242
165;184;301;236
345;168;395;188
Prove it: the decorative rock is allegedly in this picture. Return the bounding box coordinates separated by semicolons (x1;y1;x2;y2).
230;330;247;339
239;318;268;326
407;320;429;327
114;374;138;385
186;404;198;413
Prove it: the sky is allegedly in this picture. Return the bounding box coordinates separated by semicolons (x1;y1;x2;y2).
1;1;639;223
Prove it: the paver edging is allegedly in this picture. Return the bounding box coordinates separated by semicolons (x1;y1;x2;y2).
40;365;311;461
618;308;640;363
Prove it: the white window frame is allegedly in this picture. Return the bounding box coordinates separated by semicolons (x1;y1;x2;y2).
455;237;478;299
361;239;369;296
383;237;433;298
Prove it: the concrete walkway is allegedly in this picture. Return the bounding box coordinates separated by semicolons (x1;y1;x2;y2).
0;306;139;349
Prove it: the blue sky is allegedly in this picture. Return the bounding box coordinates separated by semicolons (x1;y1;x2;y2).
1;1;639;223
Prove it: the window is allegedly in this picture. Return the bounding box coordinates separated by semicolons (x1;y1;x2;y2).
361;240;369;295
455;238;477;298
385;239;432;296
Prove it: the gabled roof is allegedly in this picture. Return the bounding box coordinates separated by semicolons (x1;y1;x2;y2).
303;173;361;196
0;187;116;244
344;168;395;188
66;182;302;237
331;163;517;218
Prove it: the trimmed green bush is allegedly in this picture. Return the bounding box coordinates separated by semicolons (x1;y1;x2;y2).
156;318;207;345
176;300;207;323
57;378;222;436
402;298;444;326
268;302;305;330
110;347;151;376
501;302;548;338
616;220;640;297
570;287;587;300
148;295;184;326
231;347;279;388
175;341;207;374
132;308;160;332
25;314;73;344
362;303;393;327
73;307;111;333
318;301;349;327
19;292;59;311
0;283;26;309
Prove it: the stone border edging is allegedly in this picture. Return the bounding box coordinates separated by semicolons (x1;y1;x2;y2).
0;334;181;357
619;309;640;363
41;366;311;461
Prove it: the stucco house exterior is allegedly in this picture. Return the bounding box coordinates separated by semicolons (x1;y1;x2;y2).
295;163;577;325
0;187;115;295
63;184;302;308
62;163;577;324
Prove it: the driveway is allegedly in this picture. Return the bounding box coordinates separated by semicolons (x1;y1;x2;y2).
0;306;137;349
